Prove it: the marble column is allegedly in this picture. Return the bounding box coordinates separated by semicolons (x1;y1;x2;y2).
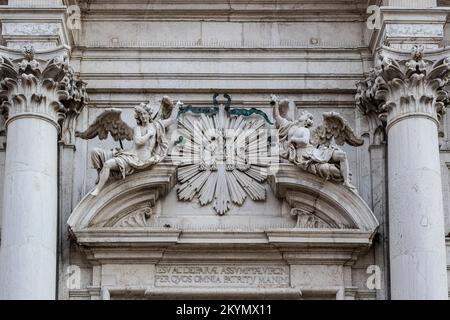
0;45;87;299
357;46;449;299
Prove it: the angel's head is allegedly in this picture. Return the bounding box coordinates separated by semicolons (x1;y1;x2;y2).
134;103;153;125
296;111;314;128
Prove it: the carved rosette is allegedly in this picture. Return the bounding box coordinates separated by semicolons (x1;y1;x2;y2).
356;46;450;130
0;45;88;139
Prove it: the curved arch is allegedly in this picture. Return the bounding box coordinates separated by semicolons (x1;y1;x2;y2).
269;164;379;232
68;164;177;231
68;163;378;234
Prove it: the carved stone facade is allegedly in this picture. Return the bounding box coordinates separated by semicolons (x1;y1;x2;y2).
0;0;450;300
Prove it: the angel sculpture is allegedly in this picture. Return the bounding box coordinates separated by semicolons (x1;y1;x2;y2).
76;96;182;196
270;95;363;190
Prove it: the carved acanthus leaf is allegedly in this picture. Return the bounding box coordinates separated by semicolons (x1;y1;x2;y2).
291;208;331;229
356;45;450;124
290;208;354;229
112;207;153;228
0;45;88;137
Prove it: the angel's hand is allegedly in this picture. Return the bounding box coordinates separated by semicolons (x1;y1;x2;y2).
172;101;183;121
270;94;279;106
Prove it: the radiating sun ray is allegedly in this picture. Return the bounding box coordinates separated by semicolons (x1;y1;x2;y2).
176;104;270;215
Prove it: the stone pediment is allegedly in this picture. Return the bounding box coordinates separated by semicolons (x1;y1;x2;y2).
68;162;378;252
68;163;177;232
269;164;379;232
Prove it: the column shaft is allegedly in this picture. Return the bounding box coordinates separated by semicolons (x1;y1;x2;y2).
0;117;58;299
388;117;448;299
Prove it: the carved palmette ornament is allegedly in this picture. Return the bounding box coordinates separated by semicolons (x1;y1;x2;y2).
173;102;271;215
89;206;153;228
113;207;153;228
290;208;353;229
290;208;332;229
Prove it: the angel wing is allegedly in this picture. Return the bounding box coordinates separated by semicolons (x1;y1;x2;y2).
75;108;133;141
311;112;364;147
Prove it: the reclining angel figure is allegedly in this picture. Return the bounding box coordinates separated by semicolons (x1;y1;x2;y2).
270;95;364;191
76;96;182;196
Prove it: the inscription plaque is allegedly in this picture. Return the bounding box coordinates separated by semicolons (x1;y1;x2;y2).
155;265;290;287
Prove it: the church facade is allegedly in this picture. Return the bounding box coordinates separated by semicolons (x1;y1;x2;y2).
0;0;449;300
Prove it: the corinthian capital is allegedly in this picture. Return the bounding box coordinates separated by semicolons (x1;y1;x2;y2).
0;45;88;136
356;45;450;130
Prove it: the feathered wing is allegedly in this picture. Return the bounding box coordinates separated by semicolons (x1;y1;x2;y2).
311;111;364;147
75;108;134;141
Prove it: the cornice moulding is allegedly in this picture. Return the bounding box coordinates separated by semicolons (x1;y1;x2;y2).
376;44;450;59
369;7;450;54
0;8;72;48
83;88;359;95
104;287;304;300
78;0;368;20
80;14;366;23
0;44;71;59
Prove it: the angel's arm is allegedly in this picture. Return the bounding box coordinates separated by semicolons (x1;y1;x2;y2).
161;100;183;128
272;101;282;124
271;99;288;129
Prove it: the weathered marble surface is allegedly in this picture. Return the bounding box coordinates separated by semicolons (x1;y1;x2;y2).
0;0;449;300
0;45;86;299
357;46;450;299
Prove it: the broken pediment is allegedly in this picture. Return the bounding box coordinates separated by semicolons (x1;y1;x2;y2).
67;161;378;243
269;164;379;232
68;164;177;232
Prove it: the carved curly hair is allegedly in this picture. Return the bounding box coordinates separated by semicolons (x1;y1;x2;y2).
298;111;314;128
134;103;153;125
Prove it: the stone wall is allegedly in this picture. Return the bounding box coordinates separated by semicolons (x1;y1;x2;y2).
0;0;449;300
